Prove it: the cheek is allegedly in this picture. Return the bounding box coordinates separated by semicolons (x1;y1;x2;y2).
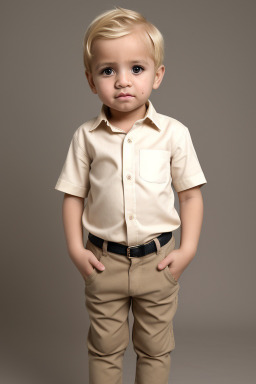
93;82;106;97
140;83;152;96
98;79;113;93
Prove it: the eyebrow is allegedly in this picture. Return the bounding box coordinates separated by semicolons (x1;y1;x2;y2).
95;60;149;71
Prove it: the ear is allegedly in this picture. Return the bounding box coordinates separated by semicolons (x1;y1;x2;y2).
85;70;98;94
152;65;165;90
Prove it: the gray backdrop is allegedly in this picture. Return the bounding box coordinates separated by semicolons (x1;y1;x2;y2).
1;0;255;383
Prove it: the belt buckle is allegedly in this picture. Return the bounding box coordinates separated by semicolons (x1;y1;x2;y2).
127;245;139;258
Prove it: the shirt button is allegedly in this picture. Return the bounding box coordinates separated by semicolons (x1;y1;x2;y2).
127;174;132;180
127;138;132;143
129;215;134;220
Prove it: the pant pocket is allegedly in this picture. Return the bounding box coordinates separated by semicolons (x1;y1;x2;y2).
164;265;179;285
84;239;104;285
160;236;179;285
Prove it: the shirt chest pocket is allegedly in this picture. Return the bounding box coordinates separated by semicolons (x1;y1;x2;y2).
139;149;171;183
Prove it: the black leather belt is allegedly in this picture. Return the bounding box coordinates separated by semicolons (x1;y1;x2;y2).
88;231;172;257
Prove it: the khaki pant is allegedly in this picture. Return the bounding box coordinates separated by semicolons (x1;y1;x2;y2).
84;234;180;384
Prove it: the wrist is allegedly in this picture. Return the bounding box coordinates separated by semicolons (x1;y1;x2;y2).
179;244;197;261
68;245;89;273
68;244;86;260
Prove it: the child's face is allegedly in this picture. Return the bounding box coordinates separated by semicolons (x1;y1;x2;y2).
86;30;165;118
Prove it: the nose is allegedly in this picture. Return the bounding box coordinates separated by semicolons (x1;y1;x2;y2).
115;71;132;88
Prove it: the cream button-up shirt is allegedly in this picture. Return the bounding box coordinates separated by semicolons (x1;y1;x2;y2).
55;100;207;246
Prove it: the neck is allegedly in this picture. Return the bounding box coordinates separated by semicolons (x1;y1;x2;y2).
107;104;147;129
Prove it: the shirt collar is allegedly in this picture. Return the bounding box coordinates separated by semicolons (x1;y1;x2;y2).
89;99;162;132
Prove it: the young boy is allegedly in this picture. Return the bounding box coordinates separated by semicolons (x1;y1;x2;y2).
55;7;207;384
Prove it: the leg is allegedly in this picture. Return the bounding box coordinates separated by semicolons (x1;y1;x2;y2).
84;239;131;384
131;236;180;384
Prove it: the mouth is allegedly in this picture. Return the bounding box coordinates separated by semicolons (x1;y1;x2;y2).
116;93;134;99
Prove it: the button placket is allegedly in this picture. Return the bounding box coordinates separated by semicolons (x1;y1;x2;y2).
122;134;137;245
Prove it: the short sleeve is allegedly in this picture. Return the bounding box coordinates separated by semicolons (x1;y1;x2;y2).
171;125;207;192
54;130;90;198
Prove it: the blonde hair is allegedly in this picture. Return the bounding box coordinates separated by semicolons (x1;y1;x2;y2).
83;7;164;72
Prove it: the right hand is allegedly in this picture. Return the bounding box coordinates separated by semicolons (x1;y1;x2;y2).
70;248;105;281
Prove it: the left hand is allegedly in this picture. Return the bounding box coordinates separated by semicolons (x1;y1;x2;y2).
157;248;194;281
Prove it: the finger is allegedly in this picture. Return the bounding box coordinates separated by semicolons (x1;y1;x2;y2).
90;256;105;271
158;256;172;270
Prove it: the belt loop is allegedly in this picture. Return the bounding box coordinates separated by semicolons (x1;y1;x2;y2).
102;240;108;256
153;237;161;255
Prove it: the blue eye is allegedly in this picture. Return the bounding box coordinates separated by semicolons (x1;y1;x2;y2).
102;68;113;76
132;65;143;74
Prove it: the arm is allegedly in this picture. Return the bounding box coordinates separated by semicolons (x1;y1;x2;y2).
62;193;105;279
157;186;204;281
